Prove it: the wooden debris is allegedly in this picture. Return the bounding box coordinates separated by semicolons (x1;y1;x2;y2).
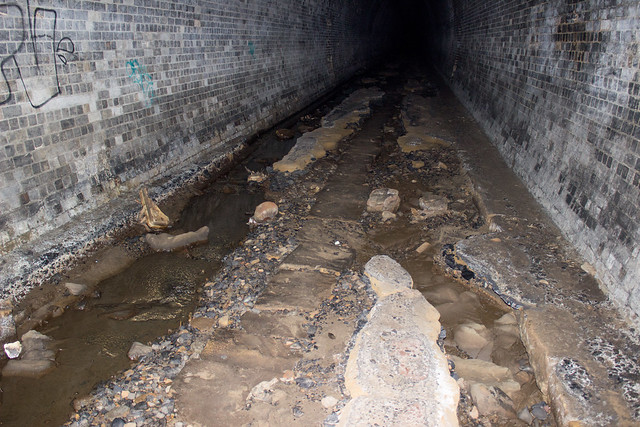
138;187;170;231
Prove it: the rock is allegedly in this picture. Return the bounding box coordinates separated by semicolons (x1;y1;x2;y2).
322;395;339;409
107;403;130;421
253;201;279;222
450;355;520;397
73;396;92;411
453;322;493;360
146;226;209;251
469;383;516;418
367;188;400;213
530;402;550;420
381;211;396;222
495;312;517;325
190;316;216;331
111;420;125;427
218;315;230;328
21;330;52;352
4;341;21;359
275;129;295;140
418;193;449;215
247;378;279;404
435;161;448;170
411;160;425;169
518;407;534;424
65;282;88;296
364;255;413;297
2;359;55;378
128;342;152;361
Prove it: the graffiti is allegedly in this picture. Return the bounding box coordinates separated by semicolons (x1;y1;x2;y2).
0;1;76;108
127;59;156;107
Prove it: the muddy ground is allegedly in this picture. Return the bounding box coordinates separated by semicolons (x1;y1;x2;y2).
1;62;637;427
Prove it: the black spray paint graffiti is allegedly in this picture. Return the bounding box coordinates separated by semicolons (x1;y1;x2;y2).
0;1;76;108
127;59;156;107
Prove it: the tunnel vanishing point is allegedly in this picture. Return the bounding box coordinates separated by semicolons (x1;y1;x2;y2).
0;0;639;425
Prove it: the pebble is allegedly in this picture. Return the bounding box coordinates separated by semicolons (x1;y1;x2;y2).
321;396;339;409
530;402;550;420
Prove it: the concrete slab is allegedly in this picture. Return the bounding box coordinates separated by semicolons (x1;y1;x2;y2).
341;256;459;427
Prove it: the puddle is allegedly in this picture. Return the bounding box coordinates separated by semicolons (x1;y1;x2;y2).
0;127;299;426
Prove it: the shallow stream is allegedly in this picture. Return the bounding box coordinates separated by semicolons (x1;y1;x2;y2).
0;128;297;426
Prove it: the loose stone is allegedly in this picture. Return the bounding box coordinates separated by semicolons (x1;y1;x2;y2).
366;188;400;213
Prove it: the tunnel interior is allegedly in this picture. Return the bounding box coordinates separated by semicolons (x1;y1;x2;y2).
0;0;639;423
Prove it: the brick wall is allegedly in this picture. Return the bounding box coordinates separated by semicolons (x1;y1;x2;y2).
433;0;640;322
0;0;393;254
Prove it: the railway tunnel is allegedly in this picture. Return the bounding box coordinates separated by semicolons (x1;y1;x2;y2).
0;0;639;425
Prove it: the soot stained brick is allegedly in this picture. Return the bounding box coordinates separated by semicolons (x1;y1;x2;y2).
439;0;640;319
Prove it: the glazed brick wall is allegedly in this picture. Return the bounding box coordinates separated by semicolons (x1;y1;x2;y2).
0;0;392;253
436;0;640;322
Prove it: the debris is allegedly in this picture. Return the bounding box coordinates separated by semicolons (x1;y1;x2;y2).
252;201;279;223
416;242;431;253
128;342;152;361
366;188;400;213
275;129;296;140
246;167;268;183
64;282;87;296
138;188;170;231
4;341;22;359
145;226;209;251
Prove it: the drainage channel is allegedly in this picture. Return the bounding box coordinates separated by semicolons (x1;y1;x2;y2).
0;102;336;426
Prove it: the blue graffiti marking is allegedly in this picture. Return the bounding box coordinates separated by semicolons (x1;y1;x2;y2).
127;59;156;107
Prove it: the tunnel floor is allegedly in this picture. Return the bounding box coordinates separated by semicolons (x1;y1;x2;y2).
3;63;639;426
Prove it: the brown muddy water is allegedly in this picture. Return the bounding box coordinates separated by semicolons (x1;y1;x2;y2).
0;130;297;426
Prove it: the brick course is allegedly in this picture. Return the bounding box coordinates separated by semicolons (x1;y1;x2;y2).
435;0;640;322
0;0;392;255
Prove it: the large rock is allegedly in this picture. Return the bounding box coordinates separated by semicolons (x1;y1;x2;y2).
341;256;458;426
3;330;56;378
366;188;400;213
146;226;209;251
